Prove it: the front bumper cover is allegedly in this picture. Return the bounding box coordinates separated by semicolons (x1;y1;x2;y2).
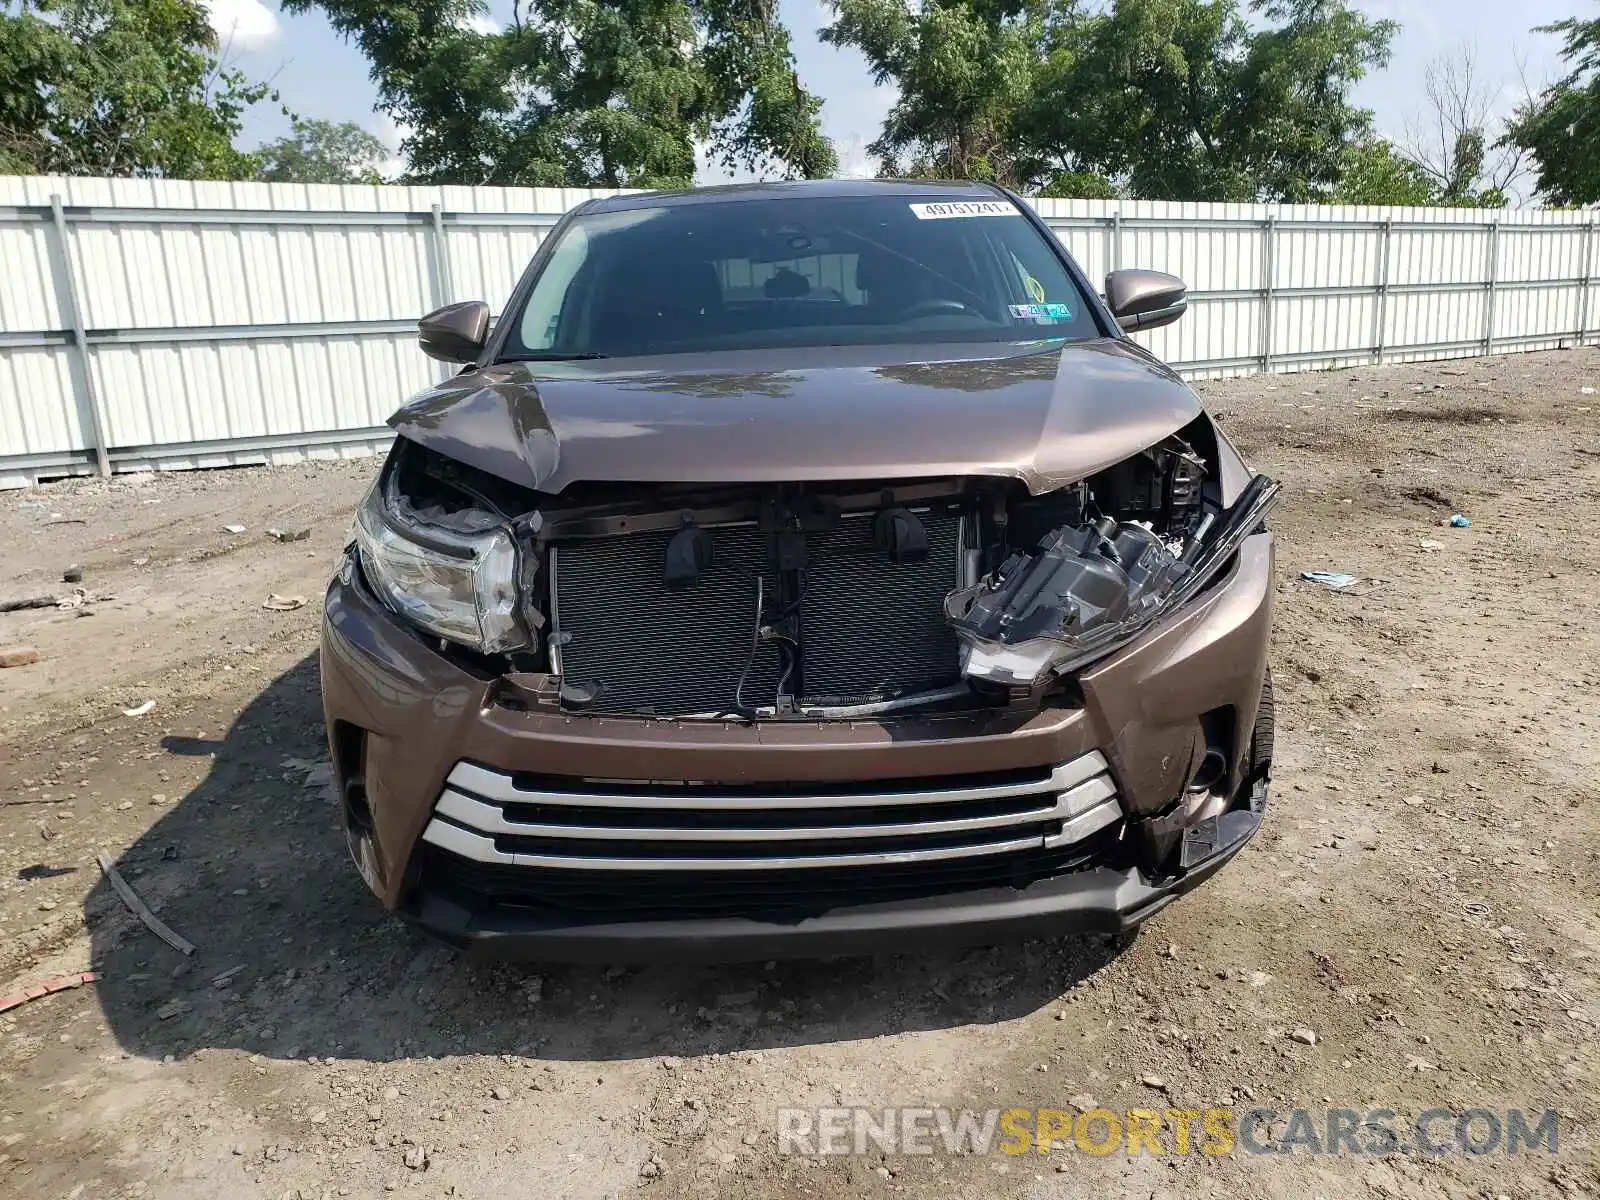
319;532;1275;961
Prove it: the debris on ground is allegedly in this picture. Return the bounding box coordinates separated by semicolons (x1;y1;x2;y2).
262;593;308;611
0;971;101;1014
17;864;76;880
1299;571;1360;589
155;998;191;1020
121;700;156;717
267;526;312;543
222;524;247;535
61;566;82;583
0;646;42;668
0;595;57;613
1289;1028;1319;1046
1450;513;1471;527
96;851;197;955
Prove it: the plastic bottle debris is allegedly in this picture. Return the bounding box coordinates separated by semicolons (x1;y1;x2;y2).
1449;514;1471;528
121;699;156;717
1299;571;1360;589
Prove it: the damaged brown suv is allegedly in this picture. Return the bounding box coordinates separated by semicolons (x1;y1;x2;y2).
320;180;1279;961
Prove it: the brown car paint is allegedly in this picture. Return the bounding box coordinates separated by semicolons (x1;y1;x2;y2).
389;338;1206;498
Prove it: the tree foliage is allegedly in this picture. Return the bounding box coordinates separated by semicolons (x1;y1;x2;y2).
823;0;1395;201
1507;12;1600;206
255;117;390;184
282;0;837;188
0;0;270;178
1329;137;1434;205
821;0;1045;183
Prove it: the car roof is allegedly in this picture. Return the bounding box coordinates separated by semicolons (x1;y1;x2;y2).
578;178;1009;214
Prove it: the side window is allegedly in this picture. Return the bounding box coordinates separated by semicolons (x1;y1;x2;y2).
519;225;591;351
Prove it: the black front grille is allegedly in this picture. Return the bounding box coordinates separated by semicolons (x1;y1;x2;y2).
549;507;964;716
420;833;1117;920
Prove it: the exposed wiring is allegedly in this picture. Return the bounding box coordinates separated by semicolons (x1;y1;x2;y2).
731;574;765;720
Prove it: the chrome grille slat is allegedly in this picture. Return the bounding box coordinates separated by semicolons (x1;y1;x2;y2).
423;818;1089;872
422;752;1125;872
445;753;1108;811
433;775;1115;842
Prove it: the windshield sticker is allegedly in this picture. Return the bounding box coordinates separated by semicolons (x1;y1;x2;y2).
909;200;1018;220
1009;302;1074;322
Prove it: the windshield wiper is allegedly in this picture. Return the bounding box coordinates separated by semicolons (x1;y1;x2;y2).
497;351;610;362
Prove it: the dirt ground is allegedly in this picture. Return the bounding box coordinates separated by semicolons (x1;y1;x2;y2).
1;348;1597;1200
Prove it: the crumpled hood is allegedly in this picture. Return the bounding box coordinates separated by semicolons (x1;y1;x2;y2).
389;338;1202;496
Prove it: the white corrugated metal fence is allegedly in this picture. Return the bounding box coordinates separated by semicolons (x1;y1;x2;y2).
1;175;1594;488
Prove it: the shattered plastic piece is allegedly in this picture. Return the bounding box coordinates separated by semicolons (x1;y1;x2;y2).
262;594;308;611
222;524;247;535
121;699;156;717
266;526;311;542
1299;571;1360;589
1449;514;1471;528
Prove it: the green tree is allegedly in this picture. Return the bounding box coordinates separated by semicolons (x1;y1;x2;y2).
0;0;270;178
821;0;1048;184
1329;137;1434;205
1016;0;1396;201
256;117;390;183
1507;11;1600;205
282;0;837;188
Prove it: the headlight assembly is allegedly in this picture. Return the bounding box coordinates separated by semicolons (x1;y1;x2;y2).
946;475;1281;688
353;481;530;654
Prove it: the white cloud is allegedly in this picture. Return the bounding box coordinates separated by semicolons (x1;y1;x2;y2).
372;113;413;181
459;13;502;35
833;132;876;178
203;0;281;53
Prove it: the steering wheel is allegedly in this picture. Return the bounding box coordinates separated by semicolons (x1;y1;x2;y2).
894;298;974;320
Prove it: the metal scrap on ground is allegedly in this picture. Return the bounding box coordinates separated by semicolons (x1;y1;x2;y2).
95;851;196;955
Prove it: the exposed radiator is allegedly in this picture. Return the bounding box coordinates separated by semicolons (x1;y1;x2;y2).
550;524;780;716
549;508;964;716
801;510;963;704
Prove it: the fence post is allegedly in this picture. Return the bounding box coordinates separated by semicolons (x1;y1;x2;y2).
1373;218;1392;366
428;203;453;309
1110;211;1122;275
48;194;111;478
1579;222;1596;347
1259;216;1276;373
1482;218;1499;356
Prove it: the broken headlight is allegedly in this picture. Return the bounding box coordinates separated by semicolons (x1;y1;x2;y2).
945;475;1280;688
353;482;529;653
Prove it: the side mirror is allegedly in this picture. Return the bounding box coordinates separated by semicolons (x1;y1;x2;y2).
1105;269;1187;332
418;300;491;363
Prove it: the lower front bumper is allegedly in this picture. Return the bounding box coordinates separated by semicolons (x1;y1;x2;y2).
405;802;1262;963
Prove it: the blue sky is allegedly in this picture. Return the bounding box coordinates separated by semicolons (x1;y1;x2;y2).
207;0;1581;188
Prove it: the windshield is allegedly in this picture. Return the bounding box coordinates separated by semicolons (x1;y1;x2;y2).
501;194;1101;360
